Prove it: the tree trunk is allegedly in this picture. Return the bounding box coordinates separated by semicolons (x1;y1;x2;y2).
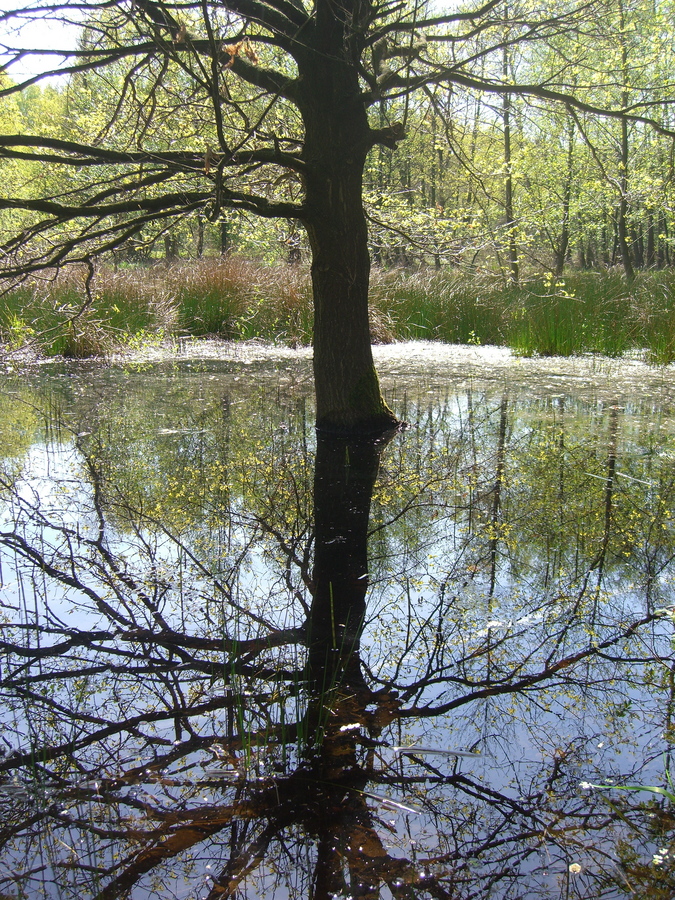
617;0;634;281
306;178;396;433
631;223;644;269
647;214;656;267
297;19;400;434
617;115;634;280
195;216;204;257
602;219;611;266
502;44;519;284
658;214;668;267
554;115;575;278
164;233;178;260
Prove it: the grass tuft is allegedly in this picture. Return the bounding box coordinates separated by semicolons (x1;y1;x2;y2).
3;260;675;362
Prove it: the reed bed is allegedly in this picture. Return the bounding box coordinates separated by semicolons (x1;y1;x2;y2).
2;259;675;362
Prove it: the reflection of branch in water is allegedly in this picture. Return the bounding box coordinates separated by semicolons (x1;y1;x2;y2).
589;403;619;581
488;393;509;599
0;386;673;899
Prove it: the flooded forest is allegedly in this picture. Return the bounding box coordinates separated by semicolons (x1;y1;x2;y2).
3;0;675;893
1;343;674;899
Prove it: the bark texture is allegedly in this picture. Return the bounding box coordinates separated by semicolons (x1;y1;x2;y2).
296;1;400;434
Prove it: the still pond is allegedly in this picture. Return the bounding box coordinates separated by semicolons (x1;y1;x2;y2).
0;341;674;899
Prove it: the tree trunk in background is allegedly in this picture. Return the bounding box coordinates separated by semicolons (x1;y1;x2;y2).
164;233;177;260
554;116;576;277
617;0;635;281
646;214;655;267
617;113;634;280
631;224;644;269
657;215;668;267
602;219;611;266
502;45;519;284
196;217;204;257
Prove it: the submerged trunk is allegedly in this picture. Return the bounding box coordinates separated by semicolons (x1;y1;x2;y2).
296;4;400;435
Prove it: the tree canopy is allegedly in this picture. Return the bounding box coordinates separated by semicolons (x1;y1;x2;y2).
1;0;675;428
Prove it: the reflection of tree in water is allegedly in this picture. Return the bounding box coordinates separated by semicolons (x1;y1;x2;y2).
0;380;675;898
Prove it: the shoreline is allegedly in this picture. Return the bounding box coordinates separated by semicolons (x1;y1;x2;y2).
3;338;673;406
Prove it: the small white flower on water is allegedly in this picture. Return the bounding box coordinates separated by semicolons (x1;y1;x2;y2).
653;854;665;866
597;742;605;748
568;863;582;874
579;781;593;790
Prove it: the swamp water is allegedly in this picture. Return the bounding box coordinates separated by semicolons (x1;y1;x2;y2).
0;341;674;899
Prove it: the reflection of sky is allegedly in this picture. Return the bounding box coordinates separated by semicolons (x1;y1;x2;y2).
0;441;106;631
1;354;675;897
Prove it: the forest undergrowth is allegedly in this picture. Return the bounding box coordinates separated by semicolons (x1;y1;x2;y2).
2;258;675;363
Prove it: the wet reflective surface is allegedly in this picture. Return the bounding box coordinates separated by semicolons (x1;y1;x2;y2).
1;342;675;899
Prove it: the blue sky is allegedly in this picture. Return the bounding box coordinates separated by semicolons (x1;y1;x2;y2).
0;1;81;81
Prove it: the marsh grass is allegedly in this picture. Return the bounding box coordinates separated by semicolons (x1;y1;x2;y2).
506;274;635;358
0;267;173;357
3;259;675;361
369;269;509;344
371;268;675;361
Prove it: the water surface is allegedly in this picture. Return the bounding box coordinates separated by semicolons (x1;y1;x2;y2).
0;342;674;899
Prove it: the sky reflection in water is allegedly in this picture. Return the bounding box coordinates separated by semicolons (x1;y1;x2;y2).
0;342;674;899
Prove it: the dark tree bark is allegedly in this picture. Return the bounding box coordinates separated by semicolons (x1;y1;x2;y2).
294;5;400;432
